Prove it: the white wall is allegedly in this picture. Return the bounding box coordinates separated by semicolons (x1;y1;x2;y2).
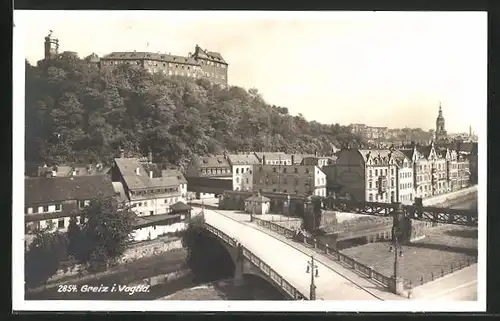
27;215;85;234
132;222;187;242
130;195;184;216
232;165;253;191
398;167;414;205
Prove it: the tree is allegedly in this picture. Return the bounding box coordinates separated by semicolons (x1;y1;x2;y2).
66;215;82;260
77;195;135;271
25;229;68;288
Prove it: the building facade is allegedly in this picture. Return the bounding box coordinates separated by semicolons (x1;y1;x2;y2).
41;31;228;86
254;152;293;166
112;158;187;216
336;149;398;203
392;151;414;204
226;153;261;191
251;164;327;197
185;155;233;198
24;175;115;234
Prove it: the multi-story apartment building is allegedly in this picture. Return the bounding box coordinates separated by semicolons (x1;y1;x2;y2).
252;164;327;197
392;151;414;204
443;148;460;192
25;175;116;234
336;149;398;203
457;154;471;189
431;151;449;195
225;153;260;191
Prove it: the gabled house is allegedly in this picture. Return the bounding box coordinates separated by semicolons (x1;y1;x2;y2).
25;175;115;234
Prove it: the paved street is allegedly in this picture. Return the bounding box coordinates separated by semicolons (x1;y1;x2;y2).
203;208;402;301
410;265;477;301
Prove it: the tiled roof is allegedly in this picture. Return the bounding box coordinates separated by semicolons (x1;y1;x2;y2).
114;158;180;191
101;52;200;65
170;201;191;212
399;149;415;160
161;168;187;184
25;175;115;205
195;156;231;169
358;149;393;161
193;45;227;64
416;146;432;158
227;154;260;166
254;152;291;162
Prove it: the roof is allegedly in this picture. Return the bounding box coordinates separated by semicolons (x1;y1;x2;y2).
161;168;187;184
101;52;200;65
114;158;181;191
246;194;271;203
226;154;260;166
416;146;432;158
112;181;128;202
170;201;191;212
133;213;182;228
254;152;291;162
357;149;393;161
25;175;115;205
399;149;415;160
194;156;231;169
193;45;227;64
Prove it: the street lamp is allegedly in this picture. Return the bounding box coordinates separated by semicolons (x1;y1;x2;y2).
250;200;255;223
306;255;319;300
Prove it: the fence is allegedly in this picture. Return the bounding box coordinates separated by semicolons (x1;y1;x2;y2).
403;256;478;291
203;222;309;300
253;217;393;289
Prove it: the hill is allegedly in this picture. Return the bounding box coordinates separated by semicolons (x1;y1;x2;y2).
25;55;363;169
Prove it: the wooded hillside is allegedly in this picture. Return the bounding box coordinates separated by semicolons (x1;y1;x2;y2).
25;55;363;170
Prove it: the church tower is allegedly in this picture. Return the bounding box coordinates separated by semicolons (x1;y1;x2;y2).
44;30;59;61
435;102;447;142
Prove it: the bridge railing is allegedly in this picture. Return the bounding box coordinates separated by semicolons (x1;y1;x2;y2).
253;217;393;289
203;222;309;300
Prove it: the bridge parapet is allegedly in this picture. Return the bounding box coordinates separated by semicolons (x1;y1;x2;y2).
203;223;309;300
253;217;393;290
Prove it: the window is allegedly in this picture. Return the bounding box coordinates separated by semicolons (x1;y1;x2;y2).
150;211;154;216
375;169;378;176
369;170;372;177
391;168;394;175
273;168;277;172
369;181;372;189
236;177;239;183
43;205;49;212
246;178;249;184
33;207;39;213
57;219;65;229
283;168;287;173
294;168;298;173
55;204;61;211
236;168;239;174
368;194;373;201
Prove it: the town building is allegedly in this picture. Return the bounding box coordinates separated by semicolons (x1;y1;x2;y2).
36;163;110;178
185;155;233;198
336;149;398;203
400;145;433;199
251;164;327;197
302;155;337;168
392;151;414;204
24;175;115;234
111;157;190;242
111;158;187;216
244;194;271;215
254;152;293;166
42;31;228;86
225;153;260;191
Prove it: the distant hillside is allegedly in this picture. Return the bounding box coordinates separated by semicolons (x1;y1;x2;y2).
25;56;363;169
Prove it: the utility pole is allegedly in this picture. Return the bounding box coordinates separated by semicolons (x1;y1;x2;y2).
306;255;319;300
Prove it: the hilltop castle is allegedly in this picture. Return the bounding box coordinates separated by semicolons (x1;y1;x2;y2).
43;31;229;86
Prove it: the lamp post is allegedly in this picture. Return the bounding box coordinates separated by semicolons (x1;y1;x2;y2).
306;255;319;300
250;200;255;222
389;202;404;294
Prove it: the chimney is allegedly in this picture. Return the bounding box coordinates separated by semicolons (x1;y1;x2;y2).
136;167;140;175
149;170;153;179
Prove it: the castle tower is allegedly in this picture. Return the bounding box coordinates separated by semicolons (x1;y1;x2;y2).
44;30;59;61
435;102;447;142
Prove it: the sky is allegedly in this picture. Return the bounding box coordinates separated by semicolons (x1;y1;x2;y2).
15;11;487;133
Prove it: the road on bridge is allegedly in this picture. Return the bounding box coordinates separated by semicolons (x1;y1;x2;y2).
203;209;392;301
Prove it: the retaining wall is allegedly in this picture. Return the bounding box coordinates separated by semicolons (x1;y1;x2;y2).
423;186;477;207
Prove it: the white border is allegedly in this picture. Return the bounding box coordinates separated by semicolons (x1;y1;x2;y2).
13;10;487;312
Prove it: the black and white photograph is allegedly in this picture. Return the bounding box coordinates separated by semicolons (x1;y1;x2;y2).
13;10;486;312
